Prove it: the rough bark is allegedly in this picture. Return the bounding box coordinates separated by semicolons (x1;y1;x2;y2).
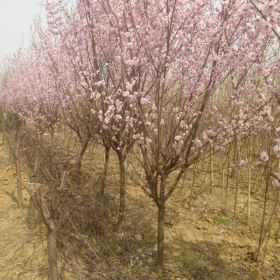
76;141;88;174
116;154;126;227
256;166;270;262
47;228;59;280
157;202;166;267
100;146;110;196
15;161;23;208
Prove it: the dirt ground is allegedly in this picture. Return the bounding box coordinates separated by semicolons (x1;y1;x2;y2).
0;137;47;280
0;131;280;280
122;186;280;279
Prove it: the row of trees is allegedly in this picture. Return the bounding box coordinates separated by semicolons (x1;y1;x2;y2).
1;0;280;278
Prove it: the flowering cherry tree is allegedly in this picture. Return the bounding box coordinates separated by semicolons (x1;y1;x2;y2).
2;41;62;176
105;0;279;266
45;0;145;222
1;0;280;272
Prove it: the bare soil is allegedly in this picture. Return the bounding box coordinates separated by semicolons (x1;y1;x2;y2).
0;137;47;279
0;131;280;280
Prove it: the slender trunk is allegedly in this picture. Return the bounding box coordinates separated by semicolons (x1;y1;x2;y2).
140;147;145;181
247;165;252;225
234;170;239;217
23;184;59;280
116;154;126;227
15;132;23;208
100;146;110;196
157;202;166;267
50;127;55;146
276;222;280;243
41;198;59;280
276;158;280;242
256;166;270;262
234;138;239;217
225;145;231;214
47;228;59;280
262;187;279;263
33;149;40;176
222;168;225;192
33;132;43;177
15;159;23;208
210;145;214;193
189;163;197;203
76;141;88;174
247;136;252;225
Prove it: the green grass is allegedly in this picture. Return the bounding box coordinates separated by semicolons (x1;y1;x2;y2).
215;215;232;226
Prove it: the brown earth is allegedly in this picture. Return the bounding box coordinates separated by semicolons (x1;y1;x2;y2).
0;137;47;280
0;130;280;279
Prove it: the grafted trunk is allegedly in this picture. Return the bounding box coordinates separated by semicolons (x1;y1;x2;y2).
76;141;88;174
247;136;252;225
15;160;23;208
225;144;231;214
50;127;55;145
47;228;59;280
100;146;110;196
33;132;43;177
233;138;239;217
116;154;126;227
276;222;280;243
210;145;214;193
41;198;60;280
157;202;166;268
14;136;23;208
33;149;41;176
256;167;270;262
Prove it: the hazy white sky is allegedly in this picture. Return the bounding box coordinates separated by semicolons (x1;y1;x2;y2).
0;0;220;62
0;0;44;61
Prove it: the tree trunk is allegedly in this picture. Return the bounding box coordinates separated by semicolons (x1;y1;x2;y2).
261;186;280;263
47;228;59;280
210;145;214;193
15;160;23;208
76;142;88;174
247;136;252;225
247;165;252;225
276;222;280;243
116;154;126;227
225;145;231;214
33;132;43;177
233;138;239;217
14;136;23;208
100;146;110;196
256;166;270;262
222;168;225;192
50;127;55;146
157;202;166;268
33;149;40;176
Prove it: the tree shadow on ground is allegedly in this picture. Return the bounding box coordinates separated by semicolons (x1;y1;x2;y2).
2;189;18;205
52;191;159;280
169;236;259;280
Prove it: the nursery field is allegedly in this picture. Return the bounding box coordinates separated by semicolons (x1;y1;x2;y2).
0;130;279;280
1;0;280;279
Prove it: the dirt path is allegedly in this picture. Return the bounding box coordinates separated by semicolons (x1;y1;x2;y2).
0;138;46;280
